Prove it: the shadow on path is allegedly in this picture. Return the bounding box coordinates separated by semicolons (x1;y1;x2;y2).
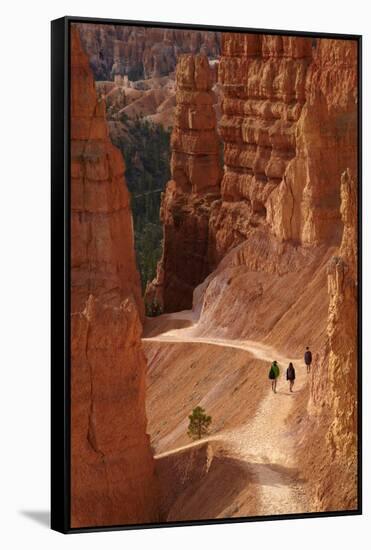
247;461;306;488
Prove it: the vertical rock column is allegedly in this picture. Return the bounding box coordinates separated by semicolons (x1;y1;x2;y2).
327;169;357;459
309;169;358;509
146;54;221;312
70;27;158;528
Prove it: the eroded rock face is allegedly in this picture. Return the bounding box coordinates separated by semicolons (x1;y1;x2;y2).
267;39;357;245
189;36;358;511
77;23;221;81
208;34;312;263
146;54;222;312
207;35;357;265
308;169;358;510
70;27;158;528
327;169;358;459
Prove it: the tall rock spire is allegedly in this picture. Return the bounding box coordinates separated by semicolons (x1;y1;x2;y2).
146;53;221;312
70;26;158;528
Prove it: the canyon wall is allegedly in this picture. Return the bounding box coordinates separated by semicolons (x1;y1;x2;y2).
267;38;357;246
306;169;358;510
148;34;358;512
199;34;358;510
70;27;158;527
212;34;312;263
147;35;357;359
71;25;358;519
210;34;357;264
77;23;221;81
146;54;222;312
326;169;358;464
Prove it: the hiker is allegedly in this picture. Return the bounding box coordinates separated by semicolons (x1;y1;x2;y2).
286;362;296;392
304;346;312;374
268;360;280;393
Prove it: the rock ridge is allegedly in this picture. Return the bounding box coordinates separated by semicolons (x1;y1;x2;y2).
70;27;159;528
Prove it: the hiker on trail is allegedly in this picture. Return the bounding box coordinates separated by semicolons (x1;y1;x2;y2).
286;362;296;392
268;360;280;393
304;346;312;374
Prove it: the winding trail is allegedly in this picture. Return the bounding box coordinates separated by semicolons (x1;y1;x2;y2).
143;312;308;516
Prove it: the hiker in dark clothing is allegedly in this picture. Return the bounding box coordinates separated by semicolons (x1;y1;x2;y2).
268;360;280;393
304;346;312;374
286;362;296;392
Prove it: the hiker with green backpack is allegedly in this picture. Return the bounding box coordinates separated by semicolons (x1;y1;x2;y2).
268;360;280;393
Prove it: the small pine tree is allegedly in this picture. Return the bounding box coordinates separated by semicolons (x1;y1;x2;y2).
187;406;212;440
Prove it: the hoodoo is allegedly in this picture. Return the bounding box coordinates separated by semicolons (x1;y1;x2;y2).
146;54;222;312
70;27;158;528
77;23;221;81
307;169;358;511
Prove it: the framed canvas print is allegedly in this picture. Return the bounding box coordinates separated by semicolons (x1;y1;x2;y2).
51;16;362;533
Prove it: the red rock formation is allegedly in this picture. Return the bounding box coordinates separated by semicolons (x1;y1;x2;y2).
196;35;358;513
192;34;357;339
306;169;358;510
144;33;358;516
77;23;221;81
206;35;357;267
146;54;222;312
326;168;358;472
267;39;357;245
70;26;158;527
209;34;311;263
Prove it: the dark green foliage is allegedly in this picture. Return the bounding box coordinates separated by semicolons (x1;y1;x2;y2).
111;118;171;292
145;298;163;317
187;406;212;440
127;62;144;82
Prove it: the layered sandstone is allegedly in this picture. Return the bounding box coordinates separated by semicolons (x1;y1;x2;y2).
77;23;221;81
70;27;158;527
146;54;222;312
195;35;358;513
207;34;312;263
267;39;357;245
191;36;357;344
306;169;358;510
96;76;176;122
205;35;357;267
142;33;358;518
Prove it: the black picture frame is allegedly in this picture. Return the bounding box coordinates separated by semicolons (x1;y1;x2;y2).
51;15;362;534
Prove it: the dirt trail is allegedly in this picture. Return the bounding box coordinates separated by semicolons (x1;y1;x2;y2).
144;312;308;516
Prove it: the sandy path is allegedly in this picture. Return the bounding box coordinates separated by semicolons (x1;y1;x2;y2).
144;314;308;516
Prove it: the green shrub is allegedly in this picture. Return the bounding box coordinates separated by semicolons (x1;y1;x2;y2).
187;406;212;440
145;299;163;317
111;119;171;292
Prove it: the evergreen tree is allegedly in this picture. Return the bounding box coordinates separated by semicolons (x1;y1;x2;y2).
187;406;212;440
111;118;171;292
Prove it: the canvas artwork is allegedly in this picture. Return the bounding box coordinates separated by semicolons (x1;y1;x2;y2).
55;18;360;531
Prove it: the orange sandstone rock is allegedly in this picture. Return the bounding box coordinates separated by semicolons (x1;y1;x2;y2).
307;169;358;510
210;33;313;263
267;39;357;245
70;27;158;528
146;33;357;516
146;54;222;312
327;169;357;457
